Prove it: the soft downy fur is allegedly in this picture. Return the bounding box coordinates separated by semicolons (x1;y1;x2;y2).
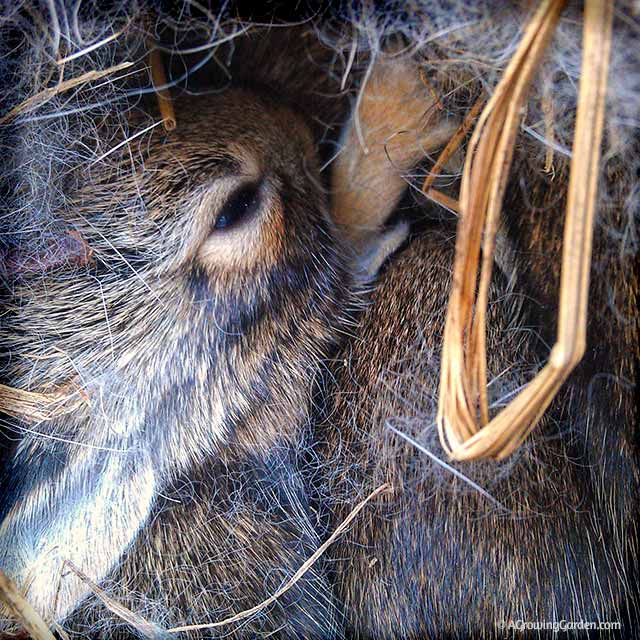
0;85;356;634
0;23;358;635
0;2;638;639
320;213;638;638
317;5;639;634
0;9;453;637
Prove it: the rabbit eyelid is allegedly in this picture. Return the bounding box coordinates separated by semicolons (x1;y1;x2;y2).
197;174;282;269
212;179;263;232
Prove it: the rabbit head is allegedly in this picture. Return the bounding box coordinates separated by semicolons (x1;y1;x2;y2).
0;52;453;628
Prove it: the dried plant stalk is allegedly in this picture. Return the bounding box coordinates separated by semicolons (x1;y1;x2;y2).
437;0;613;460
38;484;388;637
0;571;56;640
542;86;555;175
0;62;133;125
421;92;485;195
148;43;176;131
0;383;85;423
419;69;444;110
167;483;390;633
424;188;460;213
62;563;161;639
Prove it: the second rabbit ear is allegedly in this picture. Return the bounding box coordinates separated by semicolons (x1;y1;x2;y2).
332;56;456;253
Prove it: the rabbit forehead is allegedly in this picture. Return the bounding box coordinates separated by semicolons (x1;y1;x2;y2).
173;89;315;164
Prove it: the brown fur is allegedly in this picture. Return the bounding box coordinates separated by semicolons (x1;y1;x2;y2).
0;83;357;635
0;27;432;638
319;157;639;638
1;21;637;640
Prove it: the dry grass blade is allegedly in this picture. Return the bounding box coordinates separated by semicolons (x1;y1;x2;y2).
0;383;81;423
421;92;485;195
419;69;444;110
541;86;556;175
148;43;176;131
166;483;390;633
421;93;487;216
35;485;389;636
0;570;56;640
0;62;133;125
62;563;162;639
437;0;613;460
424;188;460;213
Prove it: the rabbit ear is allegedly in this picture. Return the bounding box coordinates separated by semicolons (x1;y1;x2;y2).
332;56;456;258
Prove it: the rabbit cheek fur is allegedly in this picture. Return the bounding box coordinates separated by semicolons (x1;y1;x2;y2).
0;89;354;632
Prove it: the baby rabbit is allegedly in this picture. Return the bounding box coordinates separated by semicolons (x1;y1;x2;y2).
320;79;639;640
0;32;453;638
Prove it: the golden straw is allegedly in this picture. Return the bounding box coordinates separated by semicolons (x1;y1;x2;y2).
0;62;133;126
0;383;86;423
437;0;613;460
0;570;56;640
148;43;176;131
